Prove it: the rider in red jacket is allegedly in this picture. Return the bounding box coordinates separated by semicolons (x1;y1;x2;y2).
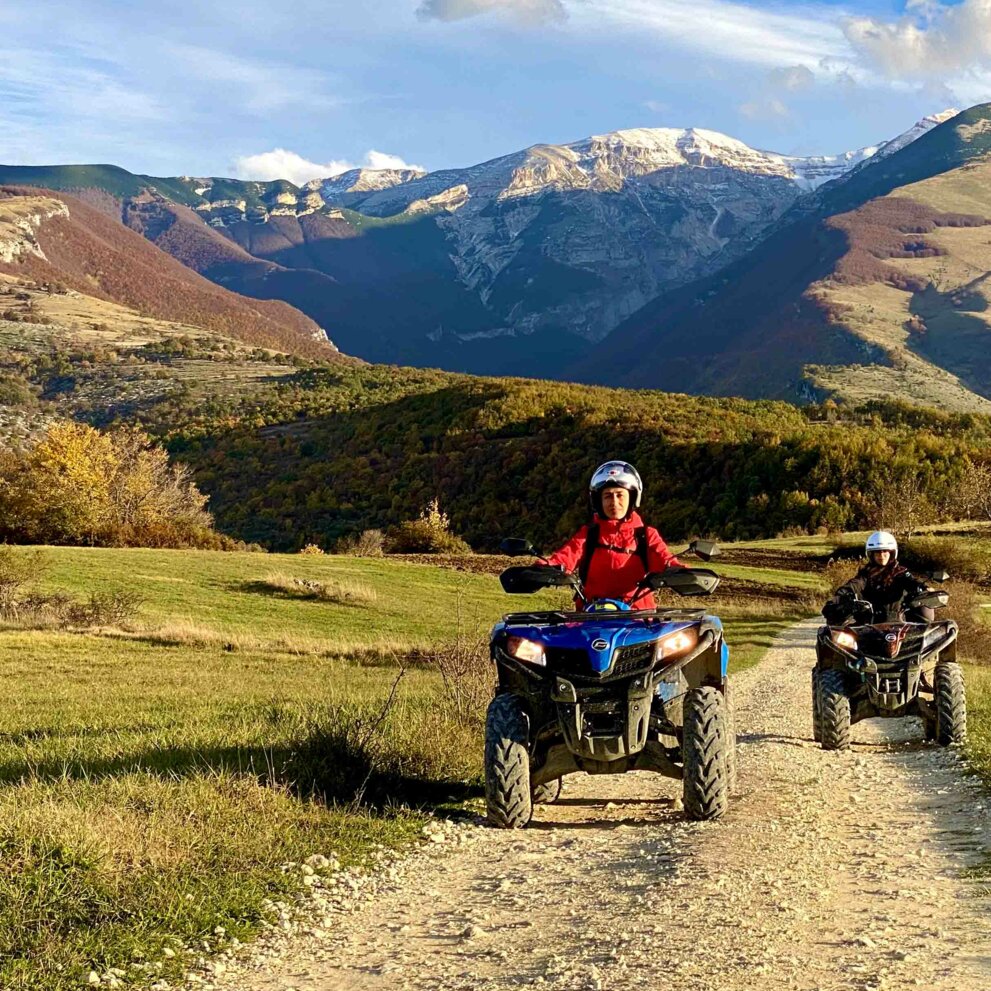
546;461;681;610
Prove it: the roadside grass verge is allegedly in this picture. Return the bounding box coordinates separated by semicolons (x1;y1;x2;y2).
0;545;812;989
965;666;991;777
0;630;484;991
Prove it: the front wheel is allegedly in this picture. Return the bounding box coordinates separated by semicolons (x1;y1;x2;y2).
935;663;966;746
484;694;533;828
683;686;730;821
819;669;851;751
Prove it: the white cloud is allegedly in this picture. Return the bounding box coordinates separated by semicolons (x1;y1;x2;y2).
365;150;425;170
417;0;566;24
166;44;340;113
739;96;791;121
565;0;848;69
0;46;163;124
842;0;991;79
233;148;425;185
769;65;816;92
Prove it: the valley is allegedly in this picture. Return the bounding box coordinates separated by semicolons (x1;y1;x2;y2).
2;110;972;391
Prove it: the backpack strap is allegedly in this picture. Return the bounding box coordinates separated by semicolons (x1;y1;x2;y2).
578;522;599;585
634;526;649;573
578;523;650;584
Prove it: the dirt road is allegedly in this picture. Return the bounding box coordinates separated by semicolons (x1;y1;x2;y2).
213;620;991;991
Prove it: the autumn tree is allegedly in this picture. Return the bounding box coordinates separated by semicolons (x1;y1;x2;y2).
0;422;213;547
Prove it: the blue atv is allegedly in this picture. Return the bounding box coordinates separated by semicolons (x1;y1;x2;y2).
485;539;734;828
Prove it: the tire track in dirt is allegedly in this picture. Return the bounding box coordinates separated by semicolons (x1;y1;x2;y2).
211;620;991;991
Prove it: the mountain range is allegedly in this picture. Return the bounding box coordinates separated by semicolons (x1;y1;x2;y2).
6;105;991;410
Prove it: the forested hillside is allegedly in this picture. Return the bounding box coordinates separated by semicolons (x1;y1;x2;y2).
163;364;991;551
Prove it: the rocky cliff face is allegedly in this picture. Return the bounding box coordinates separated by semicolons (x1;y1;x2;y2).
0;195;70;264
0;112;955;374
297;119;951;347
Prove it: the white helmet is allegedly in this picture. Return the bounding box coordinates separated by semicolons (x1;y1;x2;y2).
589;461;642;516
865;530;898;558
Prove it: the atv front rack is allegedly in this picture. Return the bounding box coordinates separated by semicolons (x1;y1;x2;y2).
502;607;708;625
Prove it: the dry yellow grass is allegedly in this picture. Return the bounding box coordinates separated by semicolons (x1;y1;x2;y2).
259;571;378;606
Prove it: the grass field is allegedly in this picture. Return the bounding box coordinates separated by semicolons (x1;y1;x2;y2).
1;540;963;989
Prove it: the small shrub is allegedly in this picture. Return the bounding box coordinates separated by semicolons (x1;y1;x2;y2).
66;590;143;627
947;581;991;663
3;588;141;629
385;500;472;555
900;537;991;583
334;529;385;557
298;543;325;555
822;558;860;597
0;422;213;548
0;373;36;407
0;547;47;617
430;632;493;728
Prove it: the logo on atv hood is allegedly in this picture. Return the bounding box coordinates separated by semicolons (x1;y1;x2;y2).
591;639;609;651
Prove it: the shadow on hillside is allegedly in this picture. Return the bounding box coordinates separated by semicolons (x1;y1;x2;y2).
187;360;979;557
909;282;991;400
0;723;482;811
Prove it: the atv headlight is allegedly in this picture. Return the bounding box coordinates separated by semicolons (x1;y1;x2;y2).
506;636;546;666
654;628;698;662
831;630;858;651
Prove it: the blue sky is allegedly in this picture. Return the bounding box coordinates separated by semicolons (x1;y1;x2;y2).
1;0;989;182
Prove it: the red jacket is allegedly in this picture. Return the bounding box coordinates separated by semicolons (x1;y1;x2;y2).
546;512;682;609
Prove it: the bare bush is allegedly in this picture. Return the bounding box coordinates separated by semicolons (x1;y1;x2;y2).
3;588;141;628
431;631;493;729
334;529;385;557
900;537;991;583
947;582;991;663
66;590;143;627
953;462;991;521
0;546;46;618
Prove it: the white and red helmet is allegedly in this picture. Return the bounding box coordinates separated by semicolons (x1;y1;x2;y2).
589;461;642;515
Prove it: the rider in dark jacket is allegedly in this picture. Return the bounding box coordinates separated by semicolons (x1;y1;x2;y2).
823;531;932;625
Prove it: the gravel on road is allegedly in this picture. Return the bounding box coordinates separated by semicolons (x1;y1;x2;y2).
199;619;991;991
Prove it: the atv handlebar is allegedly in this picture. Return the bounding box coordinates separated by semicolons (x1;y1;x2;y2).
832;589;948;626
498;536;721;605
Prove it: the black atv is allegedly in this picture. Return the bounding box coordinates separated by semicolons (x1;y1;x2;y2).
813;578;965;750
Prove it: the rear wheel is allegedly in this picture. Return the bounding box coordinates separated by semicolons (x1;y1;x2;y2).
683;687;729;821
811;668;823;743
532;777;562;805
819;669;851;751
485;694;532;828
935;662;966;746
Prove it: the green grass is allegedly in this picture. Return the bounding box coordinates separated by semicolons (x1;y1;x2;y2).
0;545;807;989
722;613;805;672
714;562;828;591
32;546;562;650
